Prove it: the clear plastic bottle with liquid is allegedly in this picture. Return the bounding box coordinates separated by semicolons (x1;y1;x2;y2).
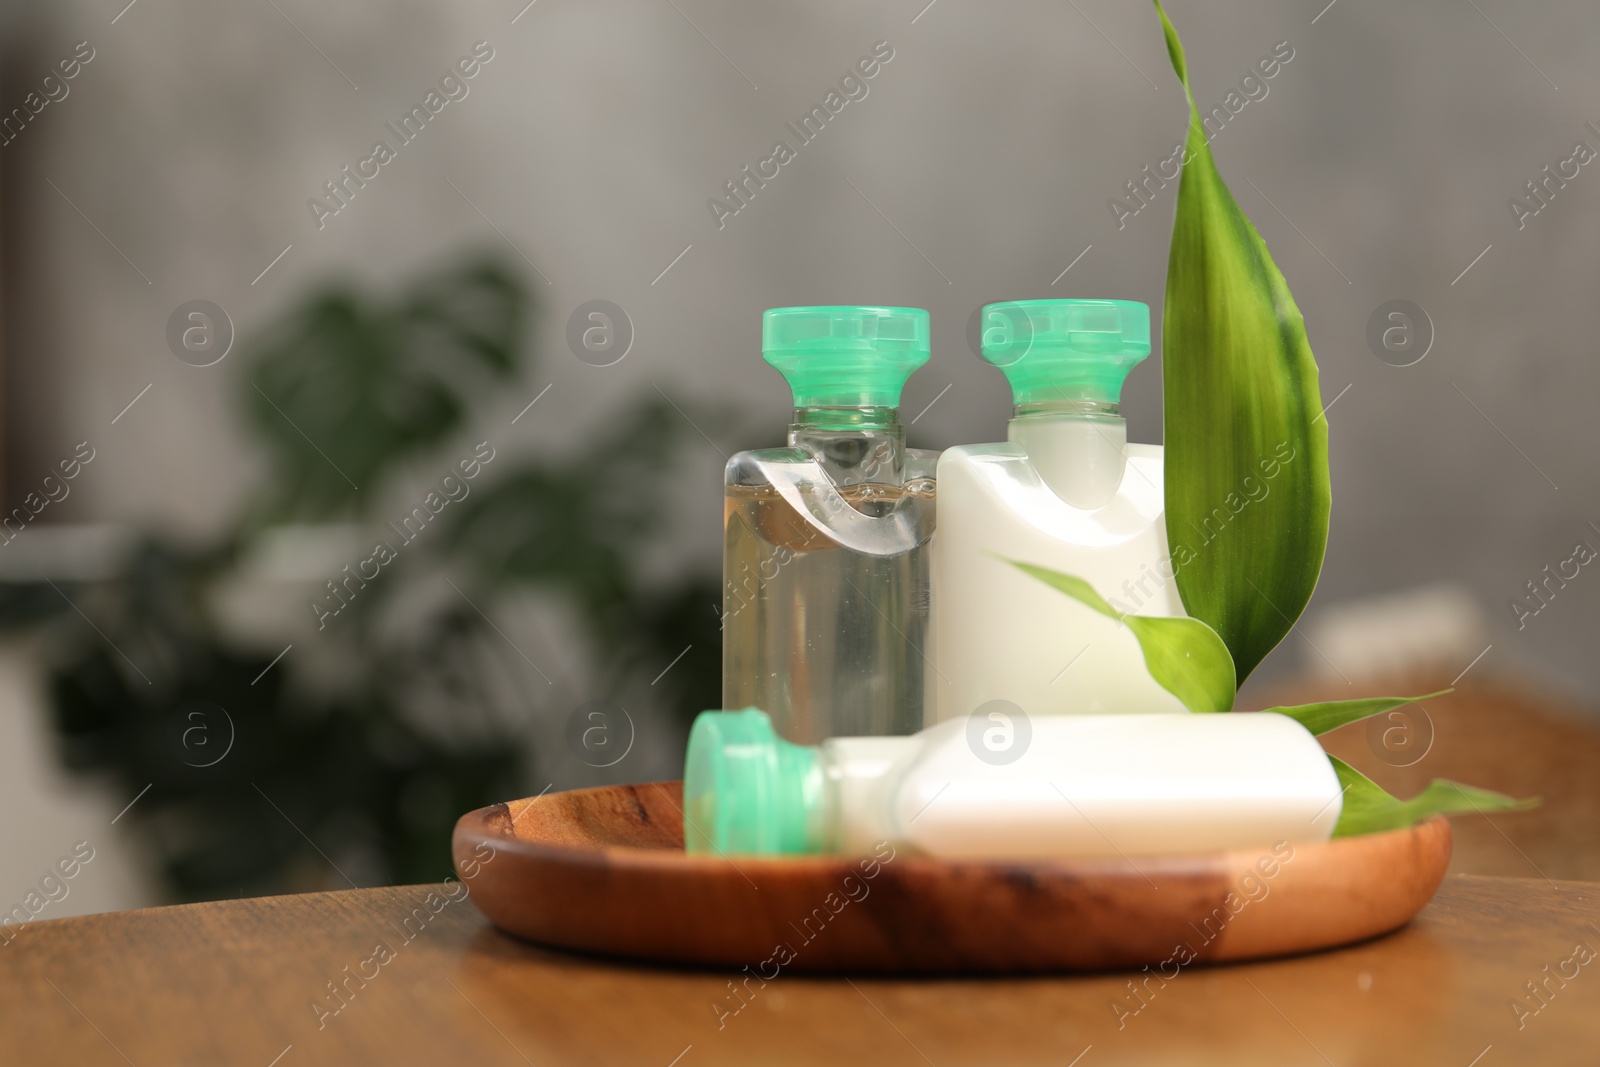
722;306;937;743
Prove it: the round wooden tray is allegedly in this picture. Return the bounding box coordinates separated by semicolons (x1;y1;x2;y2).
452;781;1451;974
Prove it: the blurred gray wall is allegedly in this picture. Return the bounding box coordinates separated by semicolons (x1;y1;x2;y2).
2;0;1597;706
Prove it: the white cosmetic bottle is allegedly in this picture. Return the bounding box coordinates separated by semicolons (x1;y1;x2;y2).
933;299;1187;724
683;708;1342;859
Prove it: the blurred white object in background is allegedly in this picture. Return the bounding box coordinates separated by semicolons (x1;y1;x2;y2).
0;526;156;917
208;523;366;647
0;648;159;920
1303;583;1488;684
0;523;132;582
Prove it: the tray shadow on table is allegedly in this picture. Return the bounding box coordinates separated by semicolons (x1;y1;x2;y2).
444;872;1485;1066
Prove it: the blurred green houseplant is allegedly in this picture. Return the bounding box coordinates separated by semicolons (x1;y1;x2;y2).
1;256;722;899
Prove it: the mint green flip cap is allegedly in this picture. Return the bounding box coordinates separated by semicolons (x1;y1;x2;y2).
980;299;1149;405
683;709;825;855
762;306;930;409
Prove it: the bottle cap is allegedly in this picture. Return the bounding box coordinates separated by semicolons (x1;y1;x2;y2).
979;299;1150;405
683;708;825;855
762;306;930;409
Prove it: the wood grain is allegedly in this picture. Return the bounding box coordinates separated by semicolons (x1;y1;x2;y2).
4;876;1600;1065
452;781;1451;973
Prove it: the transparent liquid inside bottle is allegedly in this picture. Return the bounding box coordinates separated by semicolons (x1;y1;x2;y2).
722;411;936;744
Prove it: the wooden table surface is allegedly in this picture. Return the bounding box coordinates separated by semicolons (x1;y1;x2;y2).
7;672;1598;1065
5;874;1599;1066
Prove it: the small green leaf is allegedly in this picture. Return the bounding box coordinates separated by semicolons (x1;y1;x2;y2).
1329;756;1537;837
1153;1;1332;686
1259;691;1450;736
1007;560;1236;713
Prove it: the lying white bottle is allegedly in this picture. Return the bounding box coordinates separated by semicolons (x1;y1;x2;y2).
933;299;1188;724
683;708;1342;859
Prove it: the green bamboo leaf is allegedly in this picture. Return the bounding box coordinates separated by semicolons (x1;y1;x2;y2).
1153;1;1332;686
1007;560;1235;713
1259;690;1450;736
1328;756;1537;837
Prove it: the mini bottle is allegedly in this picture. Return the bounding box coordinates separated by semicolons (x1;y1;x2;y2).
933;299;1185;724
722;307;937;744
682;708;1341;858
